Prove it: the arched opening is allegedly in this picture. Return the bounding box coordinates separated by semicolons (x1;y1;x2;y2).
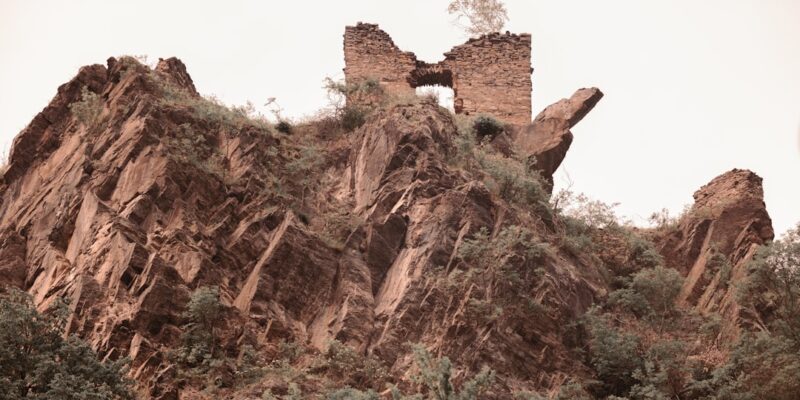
409;63;455;111
416;85;455;112
409;64;453;88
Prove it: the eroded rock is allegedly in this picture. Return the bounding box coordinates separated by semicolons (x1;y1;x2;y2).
516;87;603;190
653;169;774;340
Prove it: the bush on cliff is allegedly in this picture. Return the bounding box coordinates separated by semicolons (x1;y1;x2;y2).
324;77;384;132
392;344;495;400
608;265;683;329
322;340;388;390
176;286;223;373
155;72;272;134
476;151;551;216
739;224;800;343
69;86;103;127
583;309;644;396
688;225;800;399
275;120;293;134
0;288;133;400
457;225;549;324
472;115;505;139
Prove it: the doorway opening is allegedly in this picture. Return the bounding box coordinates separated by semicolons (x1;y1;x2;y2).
415;85;455;112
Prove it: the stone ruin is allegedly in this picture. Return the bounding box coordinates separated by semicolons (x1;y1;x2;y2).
343;22;532;125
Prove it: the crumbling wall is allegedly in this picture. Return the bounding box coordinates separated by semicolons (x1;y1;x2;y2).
443;33;532;125
343;23;532;125
343;23;417;97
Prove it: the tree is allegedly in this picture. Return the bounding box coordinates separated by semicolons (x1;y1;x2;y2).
0;288;133;399
391;344;495;400
177;286;223;370
447;0;509;37
608;265;683;331
583;309;643;396
739;224;800;345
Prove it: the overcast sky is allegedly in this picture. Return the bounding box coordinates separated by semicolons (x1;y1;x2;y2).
1;0;798;235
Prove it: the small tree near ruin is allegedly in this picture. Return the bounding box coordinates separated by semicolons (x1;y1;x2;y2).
447;0;509;37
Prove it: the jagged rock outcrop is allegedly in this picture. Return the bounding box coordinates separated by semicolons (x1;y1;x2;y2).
0;56;290;398
0;57;614;398
653;169;774;340
153;57;198;95
337;101;610;392
516;87;604;189
2;52;779;399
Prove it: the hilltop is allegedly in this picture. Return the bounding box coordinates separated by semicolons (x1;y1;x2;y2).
0;53;796;400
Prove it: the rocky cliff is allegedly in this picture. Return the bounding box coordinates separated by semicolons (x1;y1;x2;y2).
0;56;777;399
652;169;774;341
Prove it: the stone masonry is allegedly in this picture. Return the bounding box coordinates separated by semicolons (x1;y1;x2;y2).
344;23;532;125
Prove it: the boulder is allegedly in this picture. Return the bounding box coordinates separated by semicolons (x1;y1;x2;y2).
516;87;603;190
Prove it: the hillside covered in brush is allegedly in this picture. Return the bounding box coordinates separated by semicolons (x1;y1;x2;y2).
0;56;798;400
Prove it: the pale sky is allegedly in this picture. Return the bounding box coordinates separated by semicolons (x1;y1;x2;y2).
1;1;798;235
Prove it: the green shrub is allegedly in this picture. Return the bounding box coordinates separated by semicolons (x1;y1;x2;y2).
278;339;304;363
694;332;800;400
605;232;663;278
608;266;683;328
583;310;643;396
235;344;265;386
285;143;324;202
457;225;548;323
629;339;689;399
476;151;551;216
340;105;369;132
559;215;595;256
327;388;380;400
465;298;503;324
472;115;505;139
648;207;681;230
275;120;293;134
391;344;495;400
705;250;732;288
69;86;103;126
166;123;225;178
549;190;627;258
738;225;800;343
554;382;595;400
625;235;661;270
323;77;383;132
607;286;651;319
323;340;387;390
449;115;479;168
157;79;271;133
177;287;223;371
552;190;620;230
0;288;134;399
285;383;303;400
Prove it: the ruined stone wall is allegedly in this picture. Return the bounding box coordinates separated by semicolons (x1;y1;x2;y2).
343;23;417;97
444;33;532;125
343;23;532;125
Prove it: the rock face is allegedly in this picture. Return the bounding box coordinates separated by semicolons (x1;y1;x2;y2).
516;87;604;189
344;102;609;388
0;54;777;399
344;22;533;125
0;57;611;398
0;56;296;398
653;169;774;339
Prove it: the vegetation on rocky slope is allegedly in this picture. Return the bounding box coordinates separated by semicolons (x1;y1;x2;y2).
0;55;797;400
0;289;134;399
